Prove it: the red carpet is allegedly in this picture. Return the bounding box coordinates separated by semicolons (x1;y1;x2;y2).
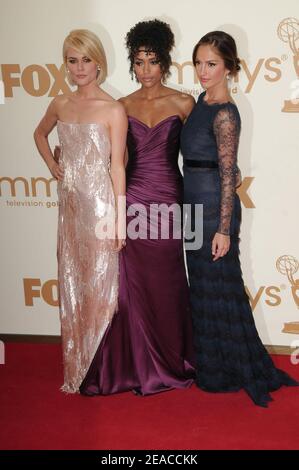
0;343;298;450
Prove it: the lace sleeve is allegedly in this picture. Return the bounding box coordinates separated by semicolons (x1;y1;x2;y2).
213;106;241;235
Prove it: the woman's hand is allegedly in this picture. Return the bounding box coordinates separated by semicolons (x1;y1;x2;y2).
115;237;126;252
212;232;230;261
113;220;126;252
53;145;61;164
49;160;64;181
49;145;64;181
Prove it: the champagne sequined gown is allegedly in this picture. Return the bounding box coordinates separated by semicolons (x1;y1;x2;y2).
56;120;118;393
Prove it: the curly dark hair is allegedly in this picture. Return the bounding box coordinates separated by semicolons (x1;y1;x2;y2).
125;19;175;80
192;31;241;77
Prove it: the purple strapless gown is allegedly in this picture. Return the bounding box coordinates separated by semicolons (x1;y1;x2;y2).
80;115;195;396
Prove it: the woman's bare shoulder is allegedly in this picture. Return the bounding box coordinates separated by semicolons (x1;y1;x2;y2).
167;89;195;117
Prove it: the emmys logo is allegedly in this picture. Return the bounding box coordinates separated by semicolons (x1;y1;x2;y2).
0;176;56;197
0;176;59;209
277;17;299;112
276;255;299;334
172;58;283;95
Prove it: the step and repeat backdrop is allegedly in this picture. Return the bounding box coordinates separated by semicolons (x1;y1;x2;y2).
0;0;298;347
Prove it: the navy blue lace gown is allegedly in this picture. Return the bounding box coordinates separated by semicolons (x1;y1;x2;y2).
180;91;298;407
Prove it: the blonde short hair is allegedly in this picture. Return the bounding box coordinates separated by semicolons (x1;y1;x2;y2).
63;29;107;84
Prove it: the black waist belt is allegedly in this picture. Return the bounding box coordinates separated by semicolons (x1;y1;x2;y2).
184;159;219;168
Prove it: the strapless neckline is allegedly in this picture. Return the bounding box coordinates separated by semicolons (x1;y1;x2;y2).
57;120;110;138
128;114;182;130
57;119;109;129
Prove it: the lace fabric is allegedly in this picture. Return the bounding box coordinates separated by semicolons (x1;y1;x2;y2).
213;106;241;235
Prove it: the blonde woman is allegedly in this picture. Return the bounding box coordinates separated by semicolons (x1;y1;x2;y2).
34;29;127;392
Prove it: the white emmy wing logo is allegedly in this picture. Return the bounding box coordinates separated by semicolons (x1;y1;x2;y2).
276;255;299;334
277;17;299;112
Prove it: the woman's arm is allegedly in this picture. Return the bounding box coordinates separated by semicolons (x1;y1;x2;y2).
182;93;196;120
176;92;195;121
211;106;241;260
33;98;64;181
108;102;128;250
118;97;129;168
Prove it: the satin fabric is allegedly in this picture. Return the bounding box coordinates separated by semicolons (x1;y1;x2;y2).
80;115;195;395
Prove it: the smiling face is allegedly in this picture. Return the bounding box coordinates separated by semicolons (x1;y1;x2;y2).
66;47;98;86
133;49;163;87
194;44;229;91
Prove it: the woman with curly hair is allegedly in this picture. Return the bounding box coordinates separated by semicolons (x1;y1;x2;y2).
80;19;196;396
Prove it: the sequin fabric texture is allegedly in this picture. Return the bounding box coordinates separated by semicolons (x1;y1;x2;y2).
56;121;118;393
